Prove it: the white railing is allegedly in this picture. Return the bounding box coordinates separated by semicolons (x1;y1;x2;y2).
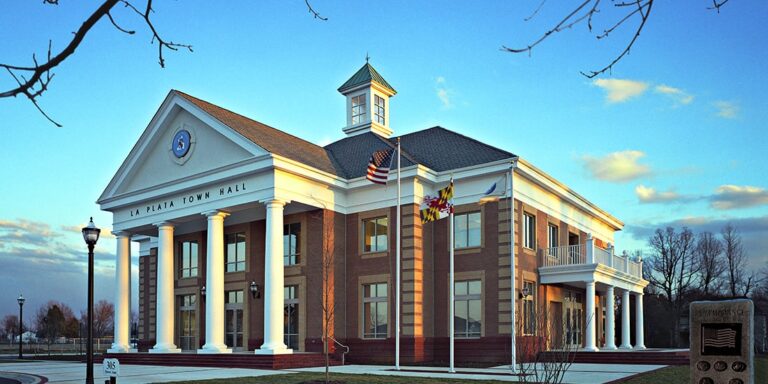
543;244;585;266
613;254;626;272
594;246;611;265
628;259;642;278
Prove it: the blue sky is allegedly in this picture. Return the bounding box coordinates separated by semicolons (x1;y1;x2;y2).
1;1;766;319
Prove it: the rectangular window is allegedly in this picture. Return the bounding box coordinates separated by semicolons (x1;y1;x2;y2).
283;223;301;266
225;290;244;349
225;232;246;272
548;224;559;254
523;213;536;249
522;281;536;335
284;285;299;350
179;241;198;278
178;294;196;350
363;283;388;338
454;280;482;338
352;94;367;124
363;217;388;253
454;211;481;249
374;95;385;125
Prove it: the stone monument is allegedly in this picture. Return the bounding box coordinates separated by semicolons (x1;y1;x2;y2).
690;299;754;384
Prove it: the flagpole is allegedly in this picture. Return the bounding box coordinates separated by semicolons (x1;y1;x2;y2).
449;177;455;374
395;138;401;370
509;157;519;374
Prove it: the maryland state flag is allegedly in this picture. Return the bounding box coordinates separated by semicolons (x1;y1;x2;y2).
420;181;454;223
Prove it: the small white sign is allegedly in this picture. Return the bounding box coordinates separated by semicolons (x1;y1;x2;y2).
103;358;120;376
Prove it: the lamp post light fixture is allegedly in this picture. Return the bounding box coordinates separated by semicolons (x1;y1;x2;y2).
201;285;206;298
82;217;100;384
249;281;260;299
17;294;24;359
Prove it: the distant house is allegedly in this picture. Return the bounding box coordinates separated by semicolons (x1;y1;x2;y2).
14;331;37;343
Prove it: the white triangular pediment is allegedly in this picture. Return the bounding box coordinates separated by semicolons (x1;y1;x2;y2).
99;91;268;204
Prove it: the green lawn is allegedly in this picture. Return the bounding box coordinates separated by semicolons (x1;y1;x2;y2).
622;357;767;384
159;372;510;384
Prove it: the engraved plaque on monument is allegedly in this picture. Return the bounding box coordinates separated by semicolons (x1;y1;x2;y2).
690;299;754;384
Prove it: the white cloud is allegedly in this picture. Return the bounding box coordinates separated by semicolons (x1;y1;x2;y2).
654;84;694;105
711;185;768;210
713;100;739;119
593;78;649;103
581;150;651;182
635;185;689;204
435;76;453;109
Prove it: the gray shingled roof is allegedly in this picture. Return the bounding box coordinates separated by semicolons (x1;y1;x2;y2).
178;91;515;180
337;63;397;95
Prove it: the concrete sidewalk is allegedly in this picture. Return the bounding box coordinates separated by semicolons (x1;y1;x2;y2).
0;360;664;383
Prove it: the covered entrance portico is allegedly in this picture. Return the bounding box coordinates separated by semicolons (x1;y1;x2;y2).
540;236;649;351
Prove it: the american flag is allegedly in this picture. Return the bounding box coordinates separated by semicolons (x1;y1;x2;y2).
366;148;394;184
703;327;737;349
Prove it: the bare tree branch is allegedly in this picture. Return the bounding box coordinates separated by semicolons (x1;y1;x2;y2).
506;0;732;77
305;0;328;21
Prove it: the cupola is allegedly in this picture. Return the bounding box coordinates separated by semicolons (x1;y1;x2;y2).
338;61;397;137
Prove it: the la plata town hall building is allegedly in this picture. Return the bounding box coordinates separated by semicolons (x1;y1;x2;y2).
98;63;648;363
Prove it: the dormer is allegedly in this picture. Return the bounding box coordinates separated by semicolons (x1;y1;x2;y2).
338;62;397;138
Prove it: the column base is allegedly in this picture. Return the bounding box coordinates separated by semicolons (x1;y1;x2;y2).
149;343;182;353
198;344;233;354
254;347;293;355
107;345;137;353
634;345;646;350
582;346;599;352
619;344;633;350
602;345;618;350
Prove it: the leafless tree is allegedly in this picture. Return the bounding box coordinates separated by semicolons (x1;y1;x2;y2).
515;309;580;384
695;231;725;296
721;224;756;297
93;300;115;338
646;226;697;346
1;1;326;126
504;0;732;78
316;210;337;384
2;315;20;344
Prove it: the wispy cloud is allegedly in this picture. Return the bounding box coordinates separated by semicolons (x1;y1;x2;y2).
593;78;649;103
581;150;651;182
713;100;739;119
435;76;453;109
710;185;768;210
654;84;694;105
635;185;691;204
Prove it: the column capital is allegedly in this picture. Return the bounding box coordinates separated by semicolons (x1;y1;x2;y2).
112;230;132;238
202;210;230;219
153;221;175;229
259;198;289;207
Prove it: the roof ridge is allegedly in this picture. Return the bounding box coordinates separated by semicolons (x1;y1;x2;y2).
403;125;515;158
174;90;327;152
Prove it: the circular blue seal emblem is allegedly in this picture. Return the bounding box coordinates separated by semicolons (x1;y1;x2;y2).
172;130;191;158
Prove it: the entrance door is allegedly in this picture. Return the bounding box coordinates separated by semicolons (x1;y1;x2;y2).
225;290;244;351
563;292;583;348
549;301;563;349
178;294;197;350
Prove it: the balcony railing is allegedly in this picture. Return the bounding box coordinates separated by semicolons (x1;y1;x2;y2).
542;238;643;279
543;244;585;267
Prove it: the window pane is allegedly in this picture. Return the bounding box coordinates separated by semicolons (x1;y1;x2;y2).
468;212;481;247
376;283;387;297
375;218;388;252
376;302;387;336
469;280;481;295
455;215;467;249
455;281;467;296
468;299;481;336
364;220;375;252
455;300;468;336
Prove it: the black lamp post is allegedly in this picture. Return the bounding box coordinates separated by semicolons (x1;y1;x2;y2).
82;217;100;384
17;294;24;359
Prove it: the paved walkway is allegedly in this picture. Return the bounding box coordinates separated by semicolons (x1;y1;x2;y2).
0;360;664;383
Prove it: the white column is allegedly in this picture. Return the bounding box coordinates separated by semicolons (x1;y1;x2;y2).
604;286;617;350
256;199;292;354
619;290;632;349
634;292;646;350
584;281;598;351
585;233;594;264
199;211;232;354
150;222;181;353
108;232;136;353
